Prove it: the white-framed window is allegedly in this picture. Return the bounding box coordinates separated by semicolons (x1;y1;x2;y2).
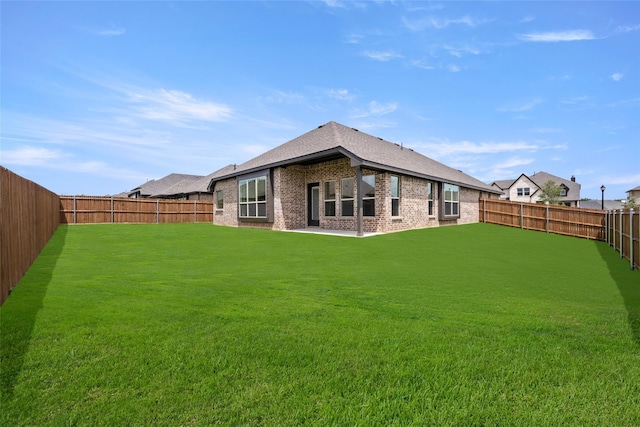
216;190;224;209
443;183;460;218
362;175;376;217
391;175;400;216
517;187;531;196
560;187;567;196
341;178;354;217
324;181;336;216
427;182;434;216
239;176;267;218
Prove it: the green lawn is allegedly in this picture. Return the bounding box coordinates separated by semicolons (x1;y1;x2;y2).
1;223;639;426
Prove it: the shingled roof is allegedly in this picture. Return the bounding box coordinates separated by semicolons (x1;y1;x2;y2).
129;173;202;198
210;121;500;194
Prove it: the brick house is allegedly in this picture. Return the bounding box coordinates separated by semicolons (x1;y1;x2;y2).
208;121;502;236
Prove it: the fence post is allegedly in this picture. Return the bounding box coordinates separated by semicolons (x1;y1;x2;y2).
73;195;77;224
156;199;159;224
194;200;197;223
520;203;523;229
546;205;549;233
605;210;609;244
620;209;623;258
111;196;114;224
483;199;486;223
630;208;634;270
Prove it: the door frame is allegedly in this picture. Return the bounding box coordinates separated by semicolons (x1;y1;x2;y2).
307;183;320;227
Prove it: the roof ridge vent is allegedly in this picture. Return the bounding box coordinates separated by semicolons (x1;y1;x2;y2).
352;128;359;132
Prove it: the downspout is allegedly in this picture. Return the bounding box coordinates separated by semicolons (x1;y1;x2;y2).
356;165;363;237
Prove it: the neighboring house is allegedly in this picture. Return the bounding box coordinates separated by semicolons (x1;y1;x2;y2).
207;121;502;236
128;173;203;199
490;171;581;207
627;185;640;202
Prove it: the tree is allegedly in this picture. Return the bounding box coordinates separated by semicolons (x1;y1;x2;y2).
627;195;638;208
538;179;562;205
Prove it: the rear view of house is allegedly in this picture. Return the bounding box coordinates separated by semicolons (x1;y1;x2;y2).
208;122;501;236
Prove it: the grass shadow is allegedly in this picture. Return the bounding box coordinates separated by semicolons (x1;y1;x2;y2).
0;225;67;398
595;239;640;346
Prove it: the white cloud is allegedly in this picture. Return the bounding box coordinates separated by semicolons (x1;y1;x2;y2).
520;15;535;23
1;146;64;166
127;88;232;125
447;64;461;73
497;98;543;112
518;30;595;42
362;50;403;61
611;72;624;82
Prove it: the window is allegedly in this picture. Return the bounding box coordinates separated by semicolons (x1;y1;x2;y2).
341;178;354;216
560;187;567;196
443;183;460;218
362;175;376;216
239;176;267;218
391;175;400;216
216;190;224;209
517;187;531;196
427;182;434;216
324;181;336;216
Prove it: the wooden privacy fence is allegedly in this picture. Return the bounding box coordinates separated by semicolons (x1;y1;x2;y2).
59;196;214;224
606;209;639;271
1;167;60;305
480;198;638;270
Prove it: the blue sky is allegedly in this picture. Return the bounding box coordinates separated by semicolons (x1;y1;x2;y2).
2;1;638;199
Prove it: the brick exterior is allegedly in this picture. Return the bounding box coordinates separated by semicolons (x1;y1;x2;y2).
213;157;489;233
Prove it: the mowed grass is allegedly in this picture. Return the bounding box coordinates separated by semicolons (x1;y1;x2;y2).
1;223;639;426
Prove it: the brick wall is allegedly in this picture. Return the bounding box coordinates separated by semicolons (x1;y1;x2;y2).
211;156;487;233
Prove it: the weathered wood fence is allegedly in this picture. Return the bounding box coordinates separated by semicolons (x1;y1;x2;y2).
607;208;639;271
480;198;638;270
1;167;60;305
59;196;214;224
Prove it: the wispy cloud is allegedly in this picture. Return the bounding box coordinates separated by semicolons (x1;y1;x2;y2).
344;33;364;44
611;72;624;81
520;15;535;23
327;88;356;101
497;97;543;112
350;100;397;118
403;15;489;31
87;25;126;36
444;44;482;58
616;24;640;33
518;30;595;42
2;146;65;166
362;50;403;61
415;140;563;157
126;88;232;125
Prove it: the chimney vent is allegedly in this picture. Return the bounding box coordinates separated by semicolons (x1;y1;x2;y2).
571;175;575;182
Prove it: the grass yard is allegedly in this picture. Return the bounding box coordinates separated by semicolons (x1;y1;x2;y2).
1;223;639;426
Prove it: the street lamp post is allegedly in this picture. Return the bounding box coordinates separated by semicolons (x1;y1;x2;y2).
601;185;606;210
